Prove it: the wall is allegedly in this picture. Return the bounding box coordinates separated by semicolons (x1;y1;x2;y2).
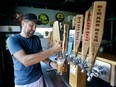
15;6;76;28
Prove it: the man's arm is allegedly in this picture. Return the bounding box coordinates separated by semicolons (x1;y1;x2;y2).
13;41;62;67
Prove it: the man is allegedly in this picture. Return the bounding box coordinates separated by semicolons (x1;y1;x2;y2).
7;13;62;87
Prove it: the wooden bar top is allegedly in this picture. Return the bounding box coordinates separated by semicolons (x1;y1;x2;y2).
96;53;116;65
78;52;116;65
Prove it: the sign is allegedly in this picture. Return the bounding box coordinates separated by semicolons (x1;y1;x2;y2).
55;12;64;22
38;13;49;25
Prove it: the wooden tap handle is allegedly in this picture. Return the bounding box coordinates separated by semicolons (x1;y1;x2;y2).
81;11;92;60
73;15;83;57
62;24;69;54
87;1;107;70
52;21;61;45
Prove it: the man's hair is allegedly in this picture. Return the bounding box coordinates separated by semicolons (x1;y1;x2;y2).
22;13;42;25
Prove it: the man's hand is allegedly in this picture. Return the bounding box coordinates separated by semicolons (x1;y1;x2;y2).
50;41;62;54
50;61;57;69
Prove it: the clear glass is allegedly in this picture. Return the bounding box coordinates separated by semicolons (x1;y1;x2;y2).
57;58;65;75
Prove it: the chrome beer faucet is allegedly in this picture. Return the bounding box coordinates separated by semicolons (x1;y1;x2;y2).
87;65;109;81
68;54;82;67
78;58;89;73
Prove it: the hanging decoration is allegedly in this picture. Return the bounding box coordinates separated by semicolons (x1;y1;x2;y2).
55;12;65;22
13;11;23;25
38;13;49;25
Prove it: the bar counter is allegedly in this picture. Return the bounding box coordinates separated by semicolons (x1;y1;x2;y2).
41;53;115;87
41;61;71;87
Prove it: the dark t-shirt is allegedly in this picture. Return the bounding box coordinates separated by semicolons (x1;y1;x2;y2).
6;34;43;85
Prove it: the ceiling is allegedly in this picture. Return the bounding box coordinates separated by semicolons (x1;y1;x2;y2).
0;0;116;18
14;0;116;13
15;0;92;13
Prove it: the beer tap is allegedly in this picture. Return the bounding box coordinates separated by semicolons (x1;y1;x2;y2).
62;24;69;59
66;16;76;64
93;65;109;77
79;59;89;73
87;65;109;81
61;24;69;72
79;6;93;73
72;14;83;68
65;53;71;64
69;14;87;87
52;21;64;60
66;53;81;68
86;1;107;82
71;55;82;67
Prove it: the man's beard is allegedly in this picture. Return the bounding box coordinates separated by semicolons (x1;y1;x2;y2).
23;29;35;38
27;32;34;37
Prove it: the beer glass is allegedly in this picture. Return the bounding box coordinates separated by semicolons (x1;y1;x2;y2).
57;58;65;75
